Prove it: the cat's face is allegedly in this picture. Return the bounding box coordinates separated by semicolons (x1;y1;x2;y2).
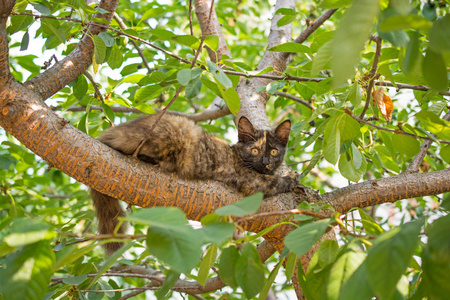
235;117;291;174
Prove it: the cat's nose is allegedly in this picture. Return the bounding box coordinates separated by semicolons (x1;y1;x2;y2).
263;157;269;165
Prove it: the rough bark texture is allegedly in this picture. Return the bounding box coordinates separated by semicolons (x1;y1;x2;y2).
194;0;231;62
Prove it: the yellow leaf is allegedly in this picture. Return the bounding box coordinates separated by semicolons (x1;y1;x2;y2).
372;87;393;122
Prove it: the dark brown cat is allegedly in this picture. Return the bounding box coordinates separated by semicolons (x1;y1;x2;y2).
91;114;297;254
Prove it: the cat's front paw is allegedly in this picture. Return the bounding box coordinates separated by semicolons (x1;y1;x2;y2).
281;173;299;192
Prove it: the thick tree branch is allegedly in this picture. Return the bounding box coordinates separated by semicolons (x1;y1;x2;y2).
236;0;295;130
194;0;231;62
323;168;450;213
0;0;15;85
23;0;119;99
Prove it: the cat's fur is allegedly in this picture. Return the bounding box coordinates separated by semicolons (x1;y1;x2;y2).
91;114;297;254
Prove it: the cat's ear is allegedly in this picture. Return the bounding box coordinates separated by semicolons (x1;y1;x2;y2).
275;120;291;144
238;117;255;142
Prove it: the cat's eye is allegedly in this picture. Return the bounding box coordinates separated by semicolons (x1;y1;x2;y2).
251;148;259;155
270;149;278;156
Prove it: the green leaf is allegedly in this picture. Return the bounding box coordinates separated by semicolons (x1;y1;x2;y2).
275;8;297;15
332;0;379;87
379;14;432;31
339;113;360;141
317;239;339;267
415;110;450;140
201;78;222;97
107;44;123;69
134;103;156;114
98;32;115;47
235;243;265;299
422;215;450;299
365;218;424;299
130;208;202;274
323;114;341;164
215;193;263;216
358;208;384;236
268;42;310;53
215;80;240;115
429;14;450;52
284;219;331;257
311;40;332;77
391;134;420;158
258;259;283;300
321;0;354;9
197;245;218;286
328;245;366;300
219;246;240;288
134;85;162;102
277;15;296;27
126;207;188;226
73;74;88;101
340;266;373;300
346;82;362;107
8;15;34;34
403;31;420;75
122;74;147;84
422;2;437;21
199;222;235;244
101;103;115;122
171;35;200;49
440;144;450;164
41;19;65;43
0;241;54;300
157;270;180;300
423;48;449;92
285;252;297;280
204;34;219;52
377;8;410;47
147;225;202;274
31;3;51;15
4;218;53;247
207;60;232;89
177;68;192;85
338;148;367;182
62;274;88;286
20;31;29;51
93;35;106;64
186;77;202;99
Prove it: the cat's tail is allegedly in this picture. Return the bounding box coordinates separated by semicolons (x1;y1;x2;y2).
90;189;127;256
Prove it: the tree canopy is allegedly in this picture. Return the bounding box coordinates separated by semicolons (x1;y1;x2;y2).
0;0;449;299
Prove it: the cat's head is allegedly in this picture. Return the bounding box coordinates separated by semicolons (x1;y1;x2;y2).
235;117;291;174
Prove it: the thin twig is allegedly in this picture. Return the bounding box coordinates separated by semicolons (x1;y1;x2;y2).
406;110;450;173
113;13;153;73
83;70;104;102
346;109;450;145
360;36;382;119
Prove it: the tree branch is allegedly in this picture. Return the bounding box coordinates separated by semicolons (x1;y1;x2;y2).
23;0;119;99
194;0;231;62
360;36;382;119
323;168;450;213
346;109;450;145
0;0;15;85
406;110;450;173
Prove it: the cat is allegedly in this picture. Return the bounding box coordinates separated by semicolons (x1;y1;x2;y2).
91;113;298;254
